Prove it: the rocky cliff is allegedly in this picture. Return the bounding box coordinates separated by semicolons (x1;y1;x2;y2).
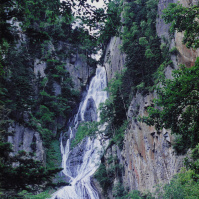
7;33;95;164
100;0;199;195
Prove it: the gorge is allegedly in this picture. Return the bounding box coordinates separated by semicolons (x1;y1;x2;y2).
51;66;108;199
1;0;199;198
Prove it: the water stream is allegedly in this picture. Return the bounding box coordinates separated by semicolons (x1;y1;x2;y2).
51;66;107;199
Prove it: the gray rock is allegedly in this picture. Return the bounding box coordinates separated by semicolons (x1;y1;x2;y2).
66;138;88;178
34;58;47;77
84;97;97;122
53;82;62;96
104;37;126;82
122;92;184;192
7;123;45;162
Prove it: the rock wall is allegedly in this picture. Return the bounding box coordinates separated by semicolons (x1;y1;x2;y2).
8;123;45;162
104;36;126;82
175;0;199;67
156;0;199;68
8;34;94;164
101;0;199;195
122;93;183;192
34;42;95;91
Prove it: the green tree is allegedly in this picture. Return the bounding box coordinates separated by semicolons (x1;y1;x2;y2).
142;58;199;152
121;0;162;98
154;145;199;199
0;106;62;198
162;3;199;48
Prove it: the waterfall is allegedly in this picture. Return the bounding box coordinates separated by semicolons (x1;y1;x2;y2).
51;65;108;199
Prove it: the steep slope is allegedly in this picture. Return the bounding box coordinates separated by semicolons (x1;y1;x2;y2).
96;0;199;197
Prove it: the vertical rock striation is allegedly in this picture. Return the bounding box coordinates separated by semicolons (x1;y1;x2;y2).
8;123;45;162
101;0;199;194
122;93;183;192
104;37;126;82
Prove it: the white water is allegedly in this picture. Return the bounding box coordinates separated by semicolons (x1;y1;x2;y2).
51;66;107;199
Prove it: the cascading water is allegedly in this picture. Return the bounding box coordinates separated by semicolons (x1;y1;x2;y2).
51;65;108;199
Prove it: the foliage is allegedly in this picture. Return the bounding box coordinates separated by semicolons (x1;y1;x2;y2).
121;0;163;96
0;106;62;197
99;71;128;149
71;121;98;148
112;120;128;150
169;46;178;54
94;163;112;194
0;0;103;197
98;0;121;50
112;183;128;199
0;141;62;197
141;58;199;153
154;145;199;199
112;183;153;199
100;71;127;126
18;190;51;199
94;158;123;195
162;3;199;48
46;140;62;170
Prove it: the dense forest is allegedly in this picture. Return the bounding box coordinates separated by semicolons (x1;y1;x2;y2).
1;0;199;198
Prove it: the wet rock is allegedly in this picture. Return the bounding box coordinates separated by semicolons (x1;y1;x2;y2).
84;97;97;122
66;139;87;178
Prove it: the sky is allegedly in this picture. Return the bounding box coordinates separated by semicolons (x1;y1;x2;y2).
87;0;105;8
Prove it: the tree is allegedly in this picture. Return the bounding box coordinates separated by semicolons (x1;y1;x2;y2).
162;3;199;48
142;58;199;152
0;106;62;198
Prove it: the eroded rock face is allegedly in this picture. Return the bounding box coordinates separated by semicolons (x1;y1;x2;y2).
66;139;87;178
175;32;199;67
175;0;199;67
157;0;199;67
13;41;95;165
34;58;47;77
101;0;192;193
122;93;184;192
104;37;126;82
84;97;97;122
156;0;174;40
65;52;95;91
7;123;45;162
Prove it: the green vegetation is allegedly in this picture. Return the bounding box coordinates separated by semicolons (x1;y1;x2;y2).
98;0;121;59
0;106;62;198
137;2;199;198
94;155;123;196
140;2;199;153
121;0;163;95
162;3;199;48
71;121;98;148
0;0;105;197
141;59;199;153
46;140;62;170
99;71;128;149
18;190;51;199
2;0;199;197
96;1;199;198
98;0;169;152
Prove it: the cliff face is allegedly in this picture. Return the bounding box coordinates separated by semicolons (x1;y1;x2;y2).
8;32;94;163
33;42;95;91
104;36;126;82
102;0;198;194
8;123;45;162
174;0;199;67
122;93;183;192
